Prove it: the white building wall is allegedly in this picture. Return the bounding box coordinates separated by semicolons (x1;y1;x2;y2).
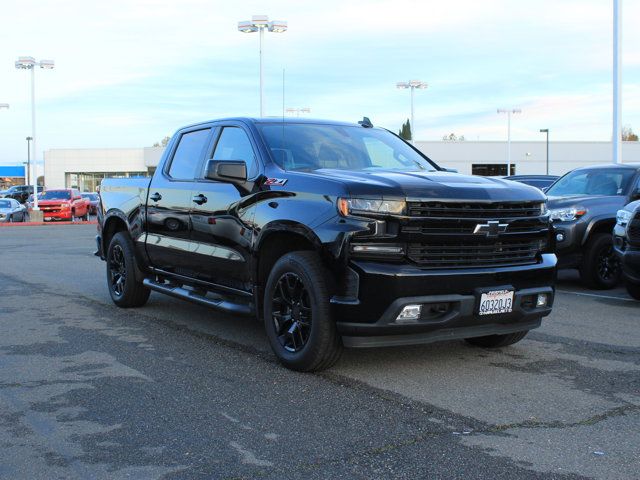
44;148;157;189
415;141;640;176
43;142;640;189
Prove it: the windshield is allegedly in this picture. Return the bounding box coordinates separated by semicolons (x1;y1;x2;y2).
546;168;636;197
40;190;71;200
259;124;438;172
0;200;11;208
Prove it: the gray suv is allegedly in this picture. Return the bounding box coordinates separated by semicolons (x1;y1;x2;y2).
546;164;640;289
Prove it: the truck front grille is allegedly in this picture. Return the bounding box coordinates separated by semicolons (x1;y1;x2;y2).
407;239;542;269
407;201;543;219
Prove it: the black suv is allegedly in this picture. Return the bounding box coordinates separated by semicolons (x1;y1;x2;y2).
546;164;640;289
97;117;556;371
613;200;640;299
1;185;43;204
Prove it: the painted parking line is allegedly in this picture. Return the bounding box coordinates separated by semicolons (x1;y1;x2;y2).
556;289;635;302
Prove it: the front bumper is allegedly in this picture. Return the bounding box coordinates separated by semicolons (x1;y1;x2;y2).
552;221;585;267
42;211;72;220
332;254;557;348
613;236;640;283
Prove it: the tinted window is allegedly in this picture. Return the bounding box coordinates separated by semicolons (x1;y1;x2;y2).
168;129;211;179
40;190;71;200
0;200;11;208
259;124;437;172
546;168;636;197
212;127;257;177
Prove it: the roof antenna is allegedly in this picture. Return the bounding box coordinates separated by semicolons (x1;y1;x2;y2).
358;116;373;128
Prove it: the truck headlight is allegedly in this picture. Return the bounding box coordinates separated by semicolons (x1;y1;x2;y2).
616;209;632;227
548;207;586;222
338;198;405;216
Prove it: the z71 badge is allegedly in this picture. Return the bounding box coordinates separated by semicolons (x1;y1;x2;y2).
264;178;288;186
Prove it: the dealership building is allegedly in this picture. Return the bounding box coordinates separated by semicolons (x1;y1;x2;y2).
37;140;640;191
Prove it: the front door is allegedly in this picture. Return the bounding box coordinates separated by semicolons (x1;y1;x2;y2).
188;125;259;292
146;127;213;275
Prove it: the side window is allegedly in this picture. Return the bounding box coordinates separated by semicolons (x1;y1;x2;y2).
212;127;257;177
168;129;211;180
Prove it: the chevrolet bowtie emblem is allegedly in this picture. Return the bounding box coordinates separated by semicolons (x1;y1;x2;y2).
473;220;508;238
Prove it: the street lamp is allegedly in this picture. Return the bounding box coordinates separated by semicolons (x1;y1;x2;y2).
15;56;54;212
497;108;521;175
286;107;310;117
396;80;427;142
26;136;33;185
539;129;549;175
238;15;288;117
612;0;622;164
0;103;9;109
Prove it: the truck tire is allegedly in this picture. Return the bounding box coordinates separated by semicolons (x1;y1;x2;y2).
465;330;529;348
106;232;150;308
263;251;342;372
579;233;621;290
626;281;640;300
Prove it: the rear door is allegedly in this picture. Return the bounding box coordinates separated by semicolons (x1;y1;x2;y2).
188;123;260;292
146;126;214;274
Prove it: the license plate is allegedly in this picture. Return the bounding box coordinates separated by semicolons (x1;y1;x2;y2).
478;289;514;316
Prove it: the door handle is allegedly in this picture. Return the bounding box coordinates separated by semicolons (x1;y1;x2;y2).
150;192;162;202
192;194;207;205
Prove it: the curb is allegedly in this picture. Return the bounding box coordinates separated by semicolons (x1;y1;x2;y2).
0;221;98;227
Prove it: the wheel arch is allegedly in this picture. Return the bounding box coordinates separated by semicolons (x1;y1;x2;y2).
581;215;616;245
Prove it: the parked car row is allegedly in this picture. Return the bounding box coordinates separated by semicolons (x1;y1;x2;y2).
0;185;44;203
509;164;640;296
0;198;28;223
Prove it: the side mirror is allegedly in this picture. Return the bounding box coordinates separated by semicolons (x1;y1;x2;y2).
205;160;247;183
74;196;82;200
630;187;640;201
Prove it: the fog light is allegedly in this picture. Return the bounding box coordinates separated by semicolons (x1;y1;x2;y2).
556;233;565;242
396;304;421;322
536;294;548;307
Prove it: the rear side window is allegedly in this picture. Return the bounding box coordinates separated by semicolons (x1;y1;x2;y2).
168;129;211;179
212;127;257;177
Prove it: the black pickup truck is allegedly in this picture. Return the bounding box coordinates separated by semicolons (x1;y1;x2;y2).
97;117;556;371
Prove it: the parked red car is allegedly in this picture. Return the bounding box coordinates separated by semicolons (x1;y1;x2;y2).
37;189;90;221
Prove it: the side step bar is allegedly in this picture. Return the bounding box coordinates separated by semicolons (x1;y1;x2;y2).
143;278;254;316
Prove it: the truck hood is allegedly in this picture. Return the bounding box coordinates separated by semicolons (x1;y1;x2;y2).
546;195;627;210
37;199;70;205
314;169;545;202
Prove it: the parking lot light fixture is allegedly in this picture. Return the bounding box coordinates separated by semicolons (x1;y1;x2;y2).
540;129;549;175
238;15;288;117
497;108;521;175
286;107;311;117
15;56;55;211
396;80;427;143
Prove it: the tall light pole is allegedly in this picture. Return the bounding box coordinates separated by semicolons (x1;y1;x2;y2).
396;80;427;142
286;107;310;117
238;16;287;117
613;0;622;164
497;108;521;175
15;56;54;213
539;129;549;175
26;136;33;185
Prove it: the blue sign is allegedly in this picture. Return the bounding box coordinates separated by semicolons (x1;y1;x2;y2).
0;166;26;178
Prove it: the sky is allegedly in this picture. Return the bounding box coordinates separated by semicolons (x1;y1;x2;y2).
0;0;639;166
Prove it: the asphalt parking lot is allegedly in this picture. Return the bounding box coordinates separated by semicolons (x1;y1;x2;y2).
0;225;638;480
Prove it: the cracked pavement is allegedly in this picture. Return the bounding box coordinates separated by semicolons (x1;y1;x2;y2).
0;225;638;479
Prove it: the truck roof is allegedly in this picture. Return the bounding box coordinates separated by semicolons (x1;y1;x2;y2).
182;117;373;130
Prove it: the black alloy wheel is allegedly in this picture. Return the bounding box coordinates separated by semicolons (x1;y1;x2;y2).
108;244;126;297
271;272;312;353
580;233;622;290
595;244;620;284
263;251;342;371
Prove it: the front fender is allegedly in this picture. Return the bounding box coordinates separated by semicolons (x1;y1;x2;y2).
581;214;616;245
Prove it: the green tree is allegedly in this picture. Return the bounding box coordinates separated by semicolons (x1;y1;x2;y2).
152;136;171;147
622;126;638;141
398;119;412;141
